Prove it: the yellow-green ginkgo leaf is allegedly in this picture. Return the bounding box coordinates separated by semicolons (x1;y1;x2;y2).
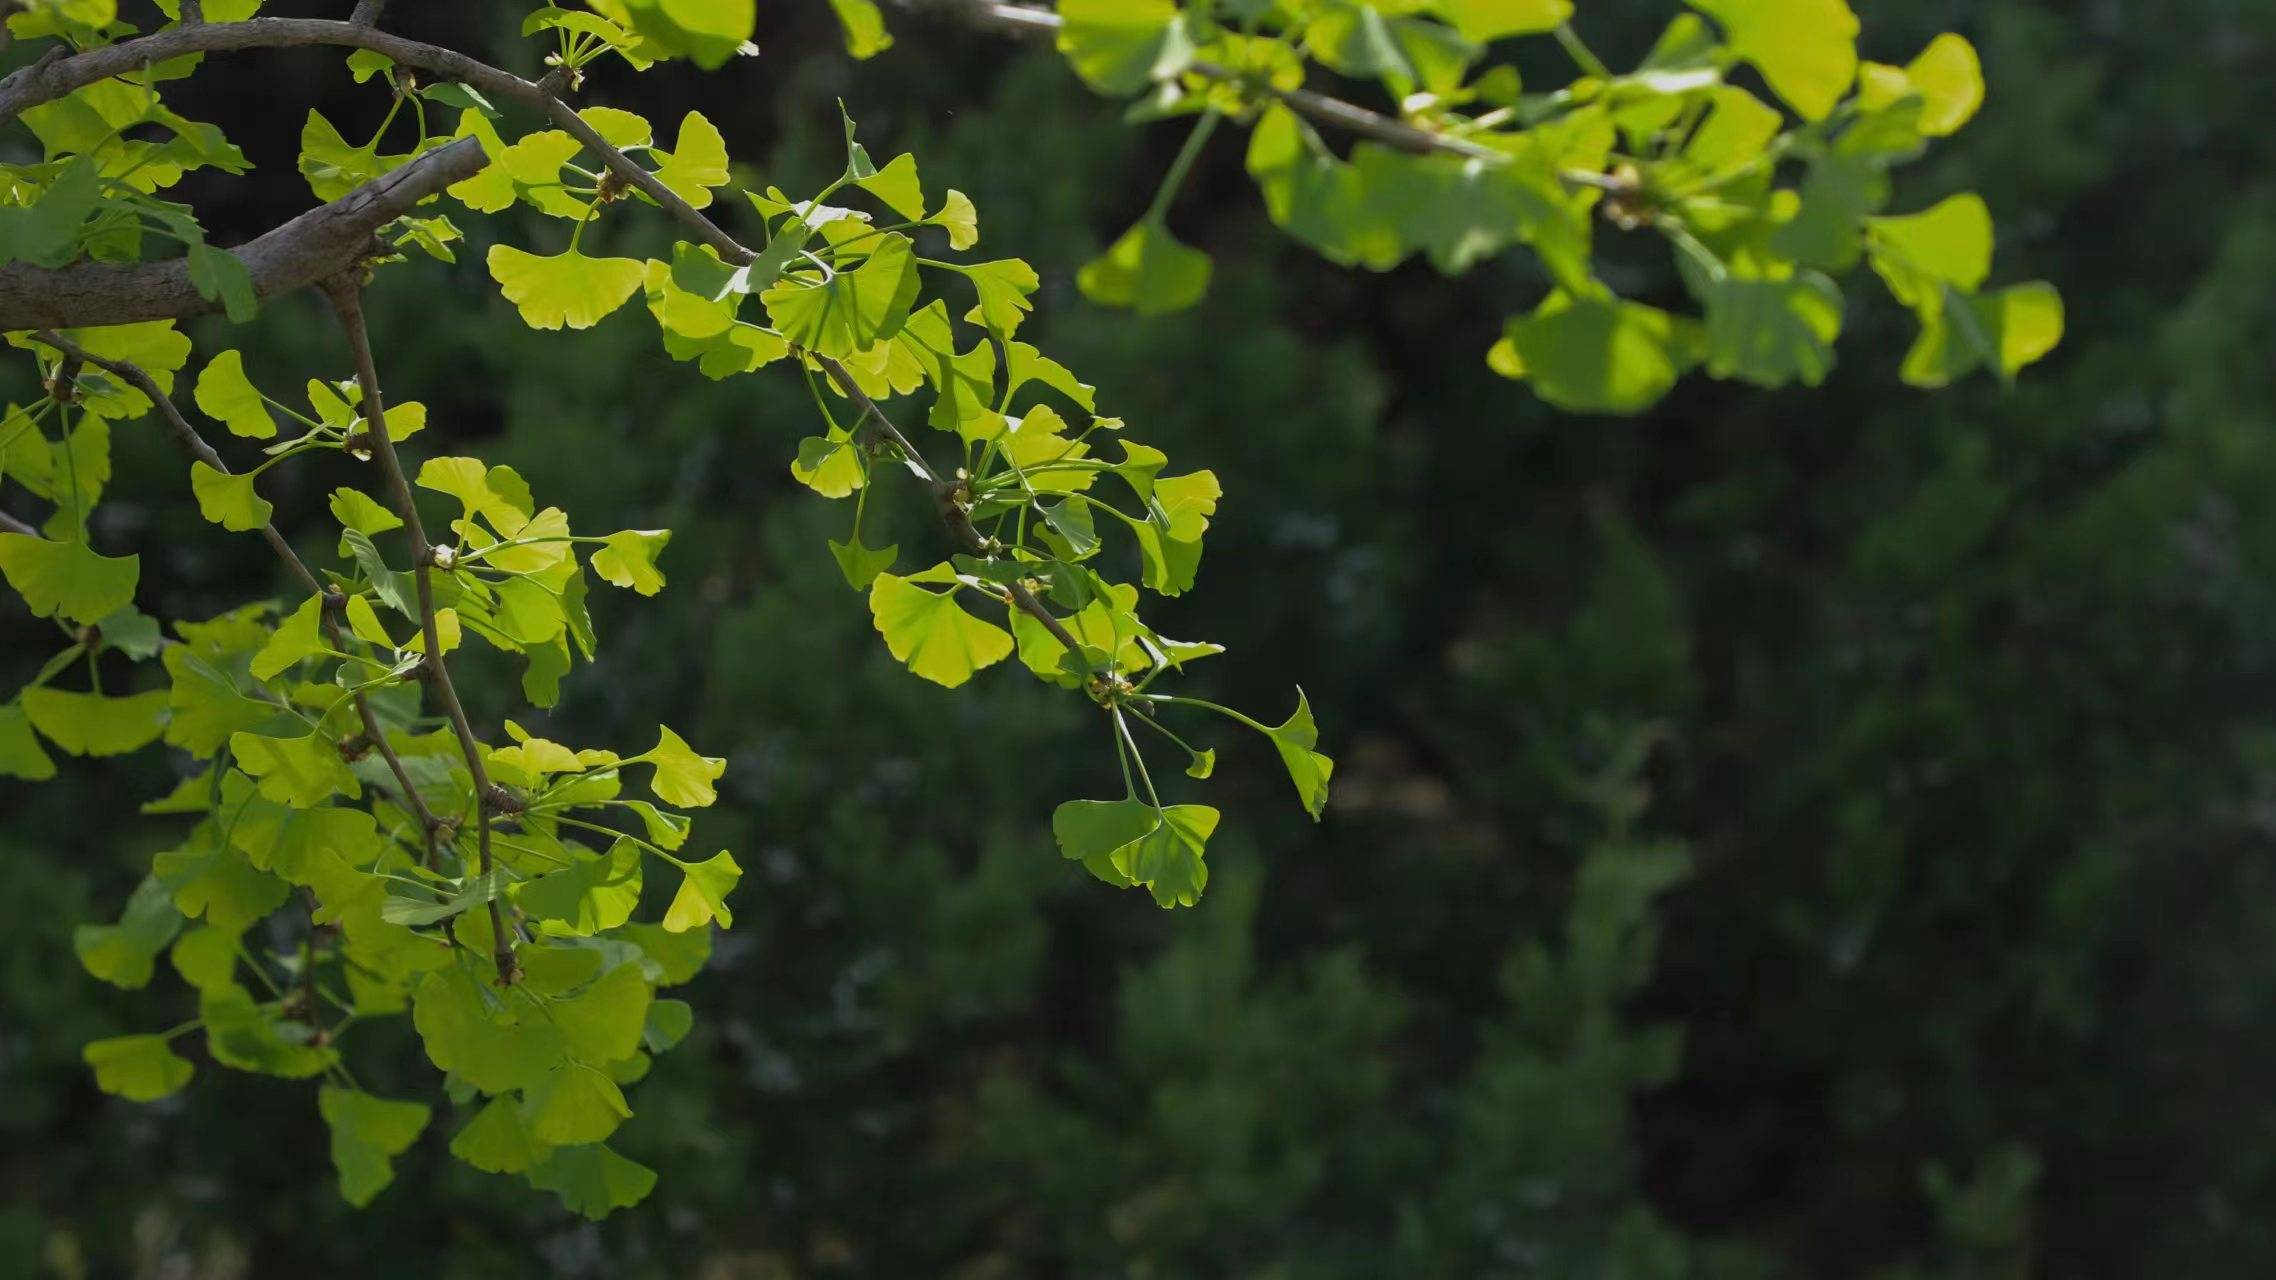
450;1096;551;1174
1900;33;1983;137
488;244;647;331
1866;193;1993;307
84;1033;195;1102
520;1063;631;1145
231;728;361;808
931;189;978;250
1688;0;1859;121
662;850;742;932
191;349;274;438
0;701;57;781
1432;0;1570;43
1057;0;1193;93
528;1142;658;1220
868;569;1015;688
826;0;894;58
319;1087;430;1207
654;111;730;209
190;461;272;532
1488;289;1701;414
21;687;169;757
645;725;724;808
1077;219;1212;316
590;529;671;595
759;232;920;358
0;533;138;624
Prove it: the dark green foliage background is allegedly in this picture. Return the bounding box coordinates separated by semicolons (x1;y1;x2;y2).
4;1;2272;1274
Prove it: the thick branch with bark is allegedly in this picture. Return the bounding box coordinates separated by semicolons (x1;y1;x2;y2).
0;138;482;331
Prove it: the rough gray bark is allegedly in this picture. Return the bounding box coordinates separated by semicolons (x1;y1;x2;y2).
0;137;481;332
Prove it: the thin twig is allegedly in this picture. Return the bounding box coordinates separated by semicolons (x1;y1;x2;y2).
0;507;34;536
30;328;443;864
320;278;517;985
31;329;321;595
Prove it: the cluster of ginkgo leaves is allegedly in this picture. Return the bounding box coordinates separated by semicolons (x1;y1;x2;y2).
974;0;2062;409
0;0;2048;1223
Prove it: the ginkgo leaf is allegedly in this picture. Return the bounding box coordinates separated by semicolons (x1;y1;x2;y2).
868;570;1015;688
488;245;647;331
0;533;138;624
826;0;894;58
521;1063;632;1145
190;462;272;532
528;1143;658;1220
1262;689;1335;820
520;839;643;937
1432;0;1569;43
1489;290;1700;414
662;850;741;932
75;876;184;990
1687;0;1859;121
759;232;920;358
21;687;168;757
931;189;977;250
0;702;57;781
250;594;326;681
319;1087;430;1207
645;726;723;808
1077;219;1212;316
855;153;925;220
654;111;730;208
1701;271;1844;388
549;963;653;1063
450;1096;551;1174
828;535;897;590
192;350;274;438
231;728;361;808
590;529;670;595
85;1034;195;1101
1052;799;1218;907
1058;0;1192;93
1866;194;1993;307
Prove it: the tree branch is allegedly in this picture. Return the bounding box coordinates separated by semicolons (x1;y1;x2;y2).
0;137;482;331
30;329;321;596
0;507;34;537
27;327;445;866
927;0;1506;162
320;277;517;985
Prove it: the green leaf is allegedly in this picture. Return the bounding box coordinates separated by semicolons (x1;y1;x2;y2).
1488;290;1700;414
868;570;1016;688
450;1096;551;1174
854;152;926;221
1432;0;1569;43
170;925;240;992
162;644;276;756
826;0;894;58
759;232;920;358
528;1143;658;1220
329;487;402;537
654;111;730;209
0;702;56;781
231;728;361;808
488;245;646;331
1866;194;1993;307
520;839;643;937
202;984;337;1077
662;850;742;932
189;243;257;322
521;1064;632;1145
75;875;185;989
931;189;978;251
1052;799;1219;908
590;529;671;595
828;535;898;590
153;830;290;930
0;156;101;269
1077;219;1212;316
645;725;724;808
643;999;694;1052
0;533;137;624
1700;271;1844;388
1863;33;1982;137
1262;689;1335;820
1899;281;2063;388
319;1087;430;1207
1687;0;1859;121
190;461;272;532
21;687;168;757
551;963;653;1063
1057;0;1193;93
84;1034;195;1102
250;593;326;681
